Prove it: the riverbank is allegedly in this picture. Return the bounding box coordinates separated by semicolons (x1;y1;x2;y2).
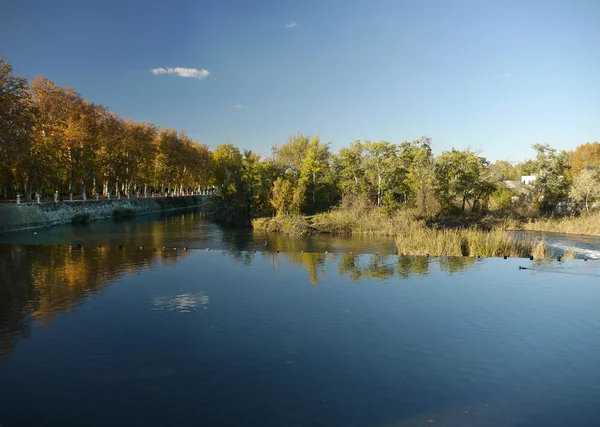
0;195;209;232
520;211;600;236
253;208;550;257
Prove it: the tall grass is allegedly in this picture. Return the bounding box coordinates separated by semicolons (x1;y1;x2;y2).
396;226;542;257
522;211;600;236
254;204;548;258
311;206;418;236
252;214;312;238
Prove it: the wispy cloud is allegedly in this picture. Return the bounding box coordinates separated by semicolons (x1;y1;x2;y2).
232;104;243;108
285;21;297;28
495;72;513;79
151;67;210;80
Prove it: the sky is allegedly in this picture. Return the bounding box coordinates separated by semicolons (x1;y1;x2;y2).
1;0;599;162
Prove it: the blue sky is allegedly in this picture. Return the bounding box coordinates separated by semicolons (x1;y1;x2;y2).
1;0;598;161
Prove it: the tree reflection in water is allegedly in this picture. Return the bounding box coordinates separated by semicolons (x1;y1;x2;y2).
0;245;482;359
0;244;188;360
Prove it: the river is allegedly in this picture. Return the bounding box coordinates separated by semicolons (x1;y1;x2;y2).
1;209;599;427
1;207;599;258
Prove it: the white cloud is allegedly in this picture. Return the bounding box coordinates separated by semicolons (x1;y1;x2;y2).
232;104;243;108
150;67;210;80
495;72;513;79
286;21;297;28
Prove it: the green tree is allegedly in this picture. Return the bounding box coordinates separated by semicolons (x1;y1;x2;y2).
529;143;569;213
338;140;367;200
272;133;310;179
569;168;600;211
435;149;495;211
399;137;437;214
362;140;398;207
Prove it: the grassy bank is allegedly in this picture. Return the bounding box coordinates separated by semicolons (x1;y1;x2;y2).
519;211;600;236
253;206;549;257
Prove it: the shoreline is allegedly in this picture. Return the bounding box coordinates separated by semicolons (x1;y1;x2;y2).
0;195;210;233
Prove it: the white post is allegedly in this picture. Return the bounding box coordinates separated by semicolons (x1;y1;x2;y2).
96;193;99;200
83;192;86;201
107;192;111;200
16;194;21;205
117;192;121;200
36;194;41;204
54;192;58;203
127;193;130;199
69;193;73;201
137;191;140;199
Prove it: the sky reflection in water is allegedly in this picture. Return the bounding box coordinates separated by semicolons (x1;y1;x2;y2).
0;243;599;427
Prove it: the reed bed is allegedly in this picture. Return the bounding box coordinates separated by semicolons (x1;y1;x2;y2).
522;211;600;236
255;205;550;258
396;226;543;257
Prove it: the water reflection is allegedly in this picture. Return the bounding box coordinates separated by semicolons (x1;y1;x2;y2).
151;292;209;312
0;243;487;360
0;244;189;360
1;244;599;427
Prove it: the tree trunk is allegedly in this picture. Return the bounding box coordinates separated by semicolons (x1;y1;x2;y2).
377;174;381;207
25;170;34;202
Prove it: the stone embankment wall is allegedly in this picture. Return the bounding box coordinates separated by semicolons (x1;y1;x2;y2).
0;195;210;232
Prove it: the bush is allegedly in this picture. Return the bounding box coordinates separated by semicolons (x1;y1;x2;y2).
283;214;311;238
253;215;313;237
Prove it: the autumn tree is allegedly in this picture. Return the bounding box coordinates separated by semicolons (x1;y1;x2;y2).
270;177;293;216
569;142;600;179
272;133;310;179
0;57;34;198
298;136;330;211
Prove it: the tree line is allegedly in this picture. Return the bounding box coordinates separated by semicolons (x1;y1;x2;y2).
1;58;211;201
2;56;599;220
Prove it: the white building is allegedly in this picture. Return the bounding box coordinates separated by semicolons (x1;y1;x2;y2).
521;175;536;185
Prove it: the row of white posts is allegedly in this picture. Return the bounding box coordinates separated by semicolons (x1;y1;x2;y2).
16;187;216;204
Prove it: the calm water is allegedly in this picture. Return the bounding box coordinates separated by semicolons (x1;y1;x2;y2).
1;211;600;427
0;209;398;255
2;208;600;258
